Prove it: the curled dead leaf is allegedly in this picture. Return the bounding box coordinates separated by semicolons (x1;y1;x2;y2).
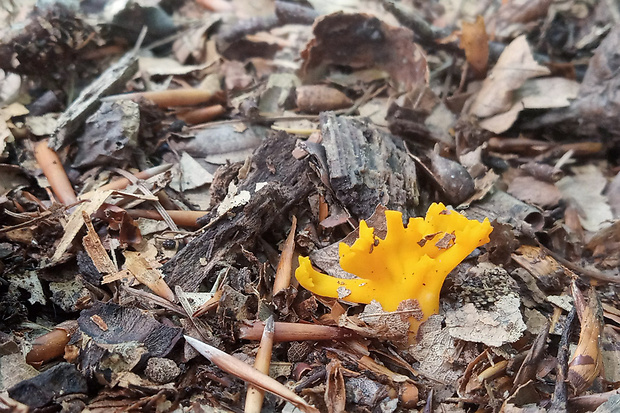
568;284;603;395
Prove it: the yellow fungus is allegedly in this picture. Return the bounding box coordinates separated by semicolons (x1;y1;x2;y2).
295;203;493;336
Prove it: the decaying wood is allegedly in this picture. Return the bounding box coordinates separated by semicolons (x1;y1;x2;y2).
549;307;575;412
161;133;315;291
50;50;139;150
319;112;419;219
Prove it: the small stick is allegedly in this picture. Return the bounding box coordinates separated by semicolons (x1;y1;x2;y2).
176;104;226;125
185;335;319;413
273;216;297;295
34;139;78;205
244;316;275;413
127;209;207;228
239;321;356;342
101;88;216;107
111;168;179;232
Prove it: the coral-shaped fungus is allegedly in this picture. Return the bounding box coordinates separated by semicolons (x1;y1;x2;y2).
296;203;493;336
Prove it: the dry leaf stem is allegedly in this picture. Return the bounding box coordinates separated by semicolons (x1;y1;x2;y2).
192;289;223;317
82;164;172;197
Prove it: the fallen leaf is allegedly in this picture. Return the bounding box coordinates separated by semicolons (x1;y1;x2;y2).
469;35;550;119
460;15;489;77
508;175;562;208
301;13;428;92
556;165;613;232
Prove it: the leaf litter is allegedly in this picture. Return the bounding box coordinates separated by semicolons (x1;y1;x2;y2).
0;0;620;412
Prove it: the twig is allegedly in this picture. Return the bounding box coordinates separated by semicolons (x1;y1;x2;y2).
81;164;172;198
244;316;275;413
26;320;78;367
101;88;217;107
239;321;356;342
0;201;85;234
34;139;78;205
112;168;179;232
185;335;319;413
176;104;226;125
127;209;207;228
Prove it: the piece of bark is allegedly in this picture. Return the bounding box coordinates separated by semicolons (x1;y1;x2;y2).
386;104;436;146
78;301;182;357
465;190;544;234
161;132;314;291
8;363;87;408
511;320;549;390
49;50;139;150
81;212;118;276
72;100;140;168
549;307;575;412
319;112;419;219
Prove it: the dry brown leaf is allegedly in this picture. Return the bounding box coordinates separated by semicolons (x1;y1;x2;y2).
507;175;562;208
556;165;613;232
301;13;428;92
273;216;297;295
52;189;113;263
460;16;489;77
568;284;603;395
487;0;553;40
469;35;550;118
511;245;563;289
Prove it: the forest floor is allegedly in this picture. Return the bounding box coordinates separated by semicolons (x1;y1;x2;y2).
1;0;620;412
